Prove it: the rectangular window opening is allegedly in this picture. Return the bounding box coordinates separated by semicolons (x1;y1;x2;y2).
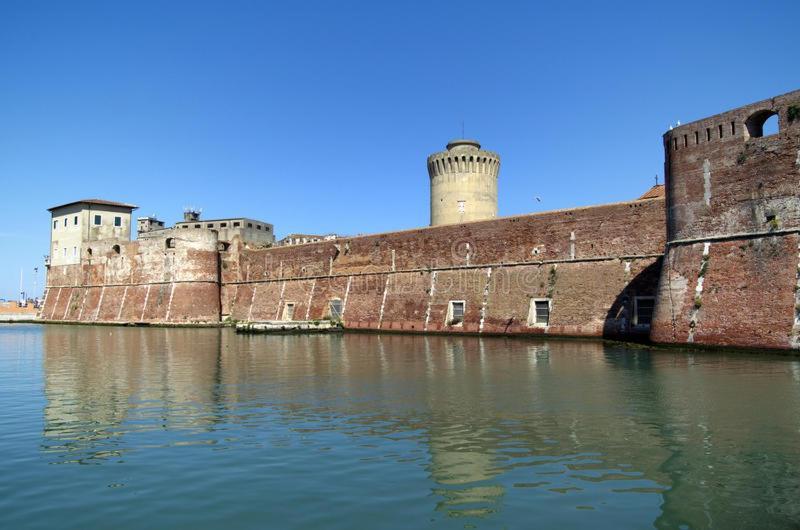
731;121;736;135
53;220;57;230
207;224;214;228
329;299;343;320
694;131;699;144
672;138;678;150
634;297;655;328
94;215;101;225
683;134;688;147
528;298;551;327
194;224;201;228
282;302;296;321
114;216;122;227
220;223;227;228
447;300;465;326
233;222;240;227
73;216;78;225
706;128;711;141
718;124;724;138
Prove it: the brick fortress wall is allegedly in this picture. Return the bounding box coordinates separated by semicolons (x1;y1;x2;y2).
651;89;800;350
41;231;221;324
221;198;666;339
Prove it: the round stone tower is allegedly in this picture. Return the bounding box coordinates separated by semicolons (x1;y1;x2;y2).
427;139;500;226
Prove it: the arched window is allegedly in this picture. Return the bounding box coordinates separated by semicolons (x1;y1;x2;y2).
112;244;121;254
745;110;779;138
166;238;175;249
86;248;93;257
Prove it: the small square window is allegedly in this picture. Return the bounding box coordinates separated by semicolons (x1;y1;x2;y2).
207;223;214;228
220;222;227;228
94;215;101;225
233;222;241;227
247;223;253;228
257;225;262;230
528;298;551;327
634;297;655;328
447;301;465;326
114;216;122;227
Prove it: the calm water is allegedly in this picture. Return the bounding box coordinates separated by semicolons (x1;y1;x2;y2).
1;325;800;529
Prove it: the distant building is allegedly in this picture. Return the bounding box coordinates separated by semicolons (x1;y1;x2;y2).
136;215;166;235
47;198;137;267
138;208;275;247
278;233;339;246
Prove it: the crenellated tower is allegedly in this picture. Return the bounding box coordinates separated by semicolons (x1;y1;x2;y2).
427;139;500;226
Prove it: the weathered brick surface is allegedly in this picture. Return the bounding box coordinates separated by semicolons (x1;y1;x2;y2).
652;89;800;350
43;232;220;324
663;89;800;242
696;236;797;348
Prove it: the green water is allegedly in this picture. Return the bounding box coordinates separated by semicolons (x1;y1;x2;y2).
1;324;799;529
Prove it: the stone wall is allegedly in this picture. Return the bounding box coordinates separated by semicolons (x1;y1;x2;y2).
651;89;800;350
42;231;220;324
221;197;666;339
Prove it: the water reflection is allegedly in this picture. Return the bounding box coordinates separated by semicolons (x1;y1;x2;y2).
38;326;800;528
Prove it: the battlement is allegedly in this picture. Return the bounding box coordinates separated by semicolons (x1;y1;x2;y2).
662;89;800;243
426;139;500;179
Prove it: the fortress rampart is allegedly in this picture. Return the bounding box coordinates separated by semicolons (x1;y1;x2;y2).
651;89;800;350
221;197;665;337
38;89;800;351
41;231;220;324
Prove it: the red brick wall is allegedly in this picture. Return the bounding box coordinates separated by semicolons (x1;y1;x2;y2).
652;89;800;350
221;197;666;339
42;233;221;324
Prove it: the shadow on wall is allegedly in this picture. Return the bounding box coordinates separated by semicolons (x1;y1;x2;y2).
603;259;662;341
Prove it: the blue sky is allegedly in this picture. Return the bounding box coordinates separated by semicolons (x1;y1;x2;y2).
1;0;798;299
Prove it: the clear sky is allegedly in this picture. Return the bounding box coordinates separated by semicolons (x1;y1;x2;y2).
1;0;798;299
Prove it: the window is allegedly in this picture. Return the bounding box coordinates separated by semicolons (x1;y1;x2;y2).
53;220;57;230
446;301;465;326
256;225;262;230
634;297;655;328
247;223;253;228
94;215;101;225
87;248;93;257
63;218;67;227
207;224;214;228
194;224;201;228
112;244;121;254
63;248;66;257
694;131;699;144
166;238;175;249
329;299;343;320
282;302;296;321
220;222;227;228
683;134;688;147
233;222;240;227
72;246;77;257
672;138;678;150
731;121;736;135
718;124;724;138
266;227;271;232
528;298;551;327
706;128;711;141
73;216;78;225
114;216;122;227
